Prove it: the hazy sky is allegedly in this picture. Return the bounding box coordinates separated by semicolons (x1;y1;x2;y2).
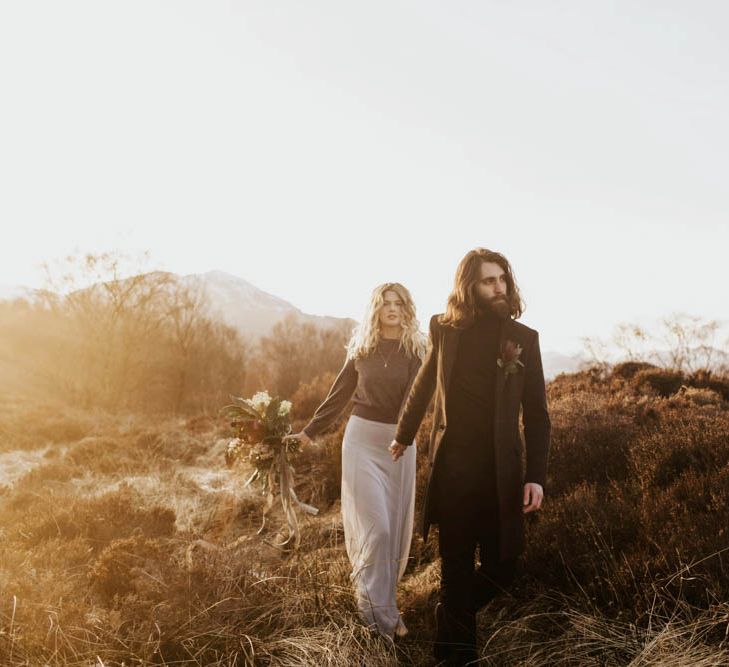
1;1;727;354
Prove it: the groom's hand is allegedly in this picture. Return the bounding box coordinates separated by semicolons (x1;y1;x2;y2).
523;482;544;513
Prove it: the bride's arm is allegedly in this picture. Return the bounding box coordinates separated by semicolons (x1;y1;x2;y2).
300;356;358;440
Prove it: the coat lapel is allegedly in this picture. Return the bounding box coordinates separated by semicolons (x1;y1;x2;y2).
495;317;513;403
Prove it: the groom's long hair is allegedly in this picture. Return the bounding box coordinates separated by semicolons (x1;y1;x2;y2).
440;248;524;328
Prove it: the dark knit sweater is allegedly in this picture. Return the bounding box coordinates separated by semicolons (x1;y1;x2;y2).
302;338;423;439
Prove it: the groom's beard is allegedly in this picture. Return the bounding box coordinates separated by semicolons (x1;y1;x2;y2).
477;295;510;319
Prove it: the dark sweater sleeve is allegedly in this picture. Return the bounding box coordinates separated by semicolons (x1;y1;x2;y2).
397;351;423;421
302;356;358;439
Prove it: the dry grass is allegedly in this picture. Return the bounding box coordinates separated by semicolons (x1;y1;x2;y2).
1;366;729;665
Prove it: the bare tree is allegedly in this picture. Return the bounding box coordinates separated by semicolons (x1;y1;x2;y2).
656;314;722;373
582;312;728;374
33;250;248;413
163;277;211;412
255;313;351;399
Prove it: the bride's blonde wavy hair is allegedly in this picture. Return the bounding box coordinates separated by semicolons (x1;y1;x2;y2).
345;282;428;361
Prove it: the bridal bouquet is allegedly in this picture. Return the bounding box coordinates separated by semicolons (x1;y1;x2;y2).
220;391;318;548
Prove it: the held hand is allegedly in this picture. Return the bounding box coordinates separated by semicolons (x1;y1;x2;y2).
389;439;407;462
523;482;544;513
284;431;313;447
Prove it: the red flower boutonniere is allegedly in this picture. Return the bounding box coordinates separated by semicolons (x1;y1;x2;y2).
497;340;525;377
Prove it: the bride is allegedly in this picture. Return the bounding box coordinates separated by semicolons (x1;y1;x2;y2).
285;282;428;640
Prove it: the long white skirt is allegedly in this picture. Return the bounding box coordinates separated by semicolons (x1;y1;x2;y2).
341;414;417;638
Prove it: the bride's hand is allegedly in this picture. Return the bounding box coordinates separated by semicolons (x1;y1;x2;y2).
284;431;312;447
389;439;407;462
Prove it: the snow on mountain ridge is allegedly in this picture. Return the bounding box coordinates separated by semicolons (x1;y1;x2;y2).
191;270;293;313
182;270;350;340
192;274;292;317
0;284;39;302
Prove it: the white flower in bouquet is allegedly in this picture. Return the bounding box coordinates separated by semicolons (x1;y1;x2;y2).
278;400;292;417
248;390;272;414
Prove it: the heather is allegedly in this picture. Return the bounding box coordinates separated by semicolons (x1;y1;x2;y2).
1;359;728;665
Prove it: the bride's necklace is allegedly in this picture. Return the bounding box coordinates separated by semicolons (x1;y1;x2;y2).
377;339;398;368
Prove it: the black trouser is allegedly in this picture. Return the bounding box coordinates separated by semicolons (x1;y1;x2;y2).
435;508;517;665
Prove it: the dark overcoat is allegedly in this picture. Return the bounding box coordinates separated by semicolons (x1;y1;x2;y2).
395;312;551;561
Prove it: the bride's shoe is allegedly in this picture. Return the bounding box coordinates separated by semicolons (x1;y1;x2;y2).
394;616;409;638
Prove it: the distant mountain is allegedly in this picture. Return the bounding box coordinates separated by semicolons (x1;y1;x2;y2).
181;270;355;341
0;272;355;342
542;350;587;381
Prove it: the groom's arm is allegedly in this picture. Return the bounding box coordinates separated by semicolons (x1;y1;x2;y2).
394;314;439;446
521;330;551;488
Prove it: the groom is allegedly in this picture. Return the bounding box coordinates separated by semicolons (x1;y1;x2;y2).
389;248;551;665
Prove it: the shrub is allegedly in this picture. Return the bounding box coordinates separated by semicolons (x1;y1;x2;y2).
546;390;638;495
547;366;607;401
16;460;79;485
290;371;338;421
611;361;659;380
89;535;172;600
24;483;176;548
293;422;345;509
143;429;208;465
64;435;148;474
670;385;723;407
630;409;729;491
689;370;729;401
525;479;643;606
0;403;94;451
633;368;686;397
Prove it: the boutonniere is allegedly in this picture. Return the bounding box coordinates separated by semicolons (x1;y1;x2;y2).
497;340;525;377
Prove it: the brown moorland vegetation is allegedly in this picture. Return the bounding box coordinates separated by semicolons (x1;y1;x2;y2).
1;361;729;665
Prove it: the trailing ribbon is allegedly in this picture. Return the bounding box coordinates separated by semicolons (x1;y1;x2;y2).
254;442;319;549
